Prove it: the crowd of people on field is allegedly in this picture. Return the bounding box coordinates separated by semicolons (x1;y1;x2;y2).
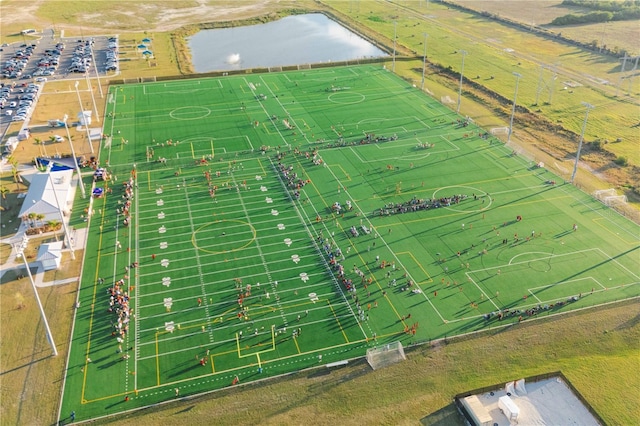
375;194;468;216
116;176;135;227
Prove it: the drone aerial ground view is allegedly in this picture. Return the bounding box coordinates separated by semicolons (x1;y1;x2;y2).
0;1;638;425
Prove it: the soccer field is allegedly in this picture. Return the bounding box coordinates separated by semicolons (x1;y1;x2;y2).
59;65;640;422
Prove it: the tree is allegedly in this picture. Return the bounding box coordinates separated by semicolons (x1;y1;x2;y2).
46;219;61;239
36;213;46;229
8;155;23;191
35;137;48;158
0;185;8;210
27;212;37;228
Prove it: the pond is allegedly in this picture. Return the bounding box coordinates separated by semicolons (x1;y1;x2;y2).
188;13;388;72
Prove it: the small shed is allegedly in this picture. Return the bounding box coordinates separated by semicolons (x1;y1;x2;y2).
36;241;64;270
77;110;92;126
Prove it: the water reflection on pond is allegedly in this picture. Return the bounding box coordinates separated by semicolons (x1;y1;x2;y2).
188;13;387;72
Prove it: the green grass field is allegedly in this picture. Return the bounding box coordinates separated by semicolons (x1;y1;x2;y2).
59;65;639;423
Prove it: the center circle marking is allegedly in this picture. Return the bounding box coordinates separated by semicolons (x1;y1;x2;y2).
170;106;211;120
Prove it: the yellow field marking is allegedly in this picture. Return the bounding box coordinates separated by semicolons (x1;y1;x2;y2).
397;251;433;284
256;157;267;176
236;325;276;358
211;139;215;157
210;355;215;373
293;336;301;354
147;171;151;191
156;331;161;386
379;173;539;201
593;217;639;244
261;121;275;135
132;337;380;395
191;142;195;158
81;192;112;402
327;300;349;343
336;164;352;181
385;194;573;228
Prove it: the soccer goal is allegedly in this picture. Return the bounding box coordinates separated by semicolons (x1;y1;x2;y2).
594;188;616;201
298;64;312;70
269;66;283;73
604;195;628;206
366;341;406;370
140;76;157;83
490;127;509;135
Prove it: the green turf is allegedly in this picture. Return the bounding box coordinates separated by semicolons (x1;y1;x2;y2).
59;65;640;423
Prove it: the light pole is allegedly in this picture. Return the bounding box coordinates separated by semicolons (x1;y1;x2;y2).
571;102;595;183
75;81;94;154
456;50;467;113
392;21;397;73
63;114;86;198
47;164;75;260
14;235;58;356
85;72;100;122
421;33;428;90
89;46;104;98
507;72;522;144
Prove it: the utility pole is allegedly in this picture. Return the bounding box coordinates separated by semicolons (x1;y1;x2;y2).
15;235;58;356
571;102;595;183
456;50;467;113
507;72;522;144
392;21;397;73
421;33;428;90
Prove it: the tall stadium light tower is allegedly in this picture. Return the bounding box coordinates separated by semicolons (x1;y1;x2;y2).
47;163;75;260
421;33;428;90
507;72;522;144
75;81;94;154
456;50;467;113
392;21;397;73
84;72;100;122
571;102;595;184
14;235;58;356
63;114;86;198
90;46;104;98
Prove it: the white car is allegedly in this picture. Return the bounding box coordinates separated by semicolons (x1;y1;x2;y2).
5;109;13;116
54;135;65;142
12;115;26;121
8;101;17;108
35;77;47;82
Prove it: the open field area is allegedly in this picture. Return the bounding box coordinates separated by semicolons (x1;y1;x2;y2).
57;65;639;422
453;0;640;56
322;1;640;193
0;2;638;425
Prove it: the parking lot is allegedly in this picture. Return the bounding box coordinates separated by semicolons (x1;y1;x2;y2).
1;31;118;82
0;31;118;142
